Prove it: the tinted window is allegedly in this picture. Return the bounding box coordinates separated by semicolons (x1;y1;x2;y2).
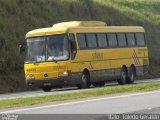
77;34;86;49
26;37;45;63
107;33;117;47
117;33;127;47
46;35;69;61
136;33;145;46
86;34;97;48
126;33;136;46
97;33;108;47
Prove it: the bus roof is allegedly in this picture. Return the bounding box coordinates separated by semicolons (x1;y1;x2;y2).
26;27;68;38
26;21;144;38
52;21;106;27
68;26;145;33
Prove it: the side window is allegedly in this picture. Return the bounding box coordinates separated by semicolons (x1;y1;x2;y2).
126;33;136;46
86;33;97;48
77;34;86;49
117;33;127;47
136;33;145;46
107;33;117;47
97;33;108;48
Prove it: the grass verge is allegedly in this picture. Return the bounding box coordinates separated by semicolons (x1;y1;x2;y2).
1;82;160;110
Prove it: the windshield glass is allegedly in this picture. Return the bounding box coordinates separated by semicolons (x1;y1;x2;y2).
46;35;69;61
26;37;45;63
25;34;69;63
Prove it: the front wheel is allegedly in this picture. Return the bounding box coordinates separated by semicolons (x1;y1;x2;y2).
42;86;52;92
77;73;90;89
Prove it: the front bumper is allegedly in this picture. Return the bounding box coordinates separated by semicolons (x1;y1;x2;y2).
26;76;71;88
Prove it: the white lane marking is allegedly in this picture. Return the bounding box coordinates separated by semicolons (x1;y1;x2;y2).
1;90;160;114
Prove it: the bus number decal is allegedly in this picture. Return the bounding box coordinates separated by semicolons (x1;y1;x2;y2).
53;66;66;70
92;52;104;60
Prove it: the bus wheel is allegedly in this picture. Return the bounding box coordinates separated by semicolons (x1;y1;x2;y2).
78;73;90;89
118;67;128;85
92;82;105;87
42;86;52;92
127;67;136;84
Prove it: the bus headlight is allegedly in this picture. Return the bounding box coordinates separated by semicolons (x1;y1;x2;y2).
26;74;35;80
58;71;71;77
59;72;68;77
63;72;68;76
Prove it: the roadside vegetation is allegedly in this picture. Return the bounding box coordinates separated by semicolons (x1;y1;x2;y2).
0;82;160;110
0;0;160;92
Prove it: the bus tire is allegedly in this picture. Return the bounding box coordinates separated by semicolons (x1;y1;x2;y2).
127;67;136;84
118;67;128;85
78;73;90;89
92;82;105;87
42;86;52;92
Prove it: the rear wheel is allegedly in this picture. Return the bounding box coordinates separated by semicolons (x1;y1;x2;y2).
92;82;105;87
118;67;128;85
127;67;136;84
77;73;90;89
42;86;52;92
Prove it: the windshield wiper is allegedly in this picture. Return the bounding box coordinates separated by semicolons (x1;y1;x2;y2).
25;61;42;64
47;57;57;62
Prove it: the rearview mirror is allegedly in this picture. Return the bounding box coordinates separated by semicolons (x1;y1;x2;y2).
18;42;25;55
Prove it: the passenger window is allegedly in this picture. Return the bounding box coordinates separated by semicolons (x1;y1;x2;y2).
107;33;117;47
77;34;86;49
136;33;145;46
126;33;136;46
117;33;127;47
97;33;108;48
86;34;97;48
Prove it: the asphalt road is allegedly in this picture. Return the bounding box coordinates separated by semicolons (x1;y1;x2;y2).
3;90;160;114
0;78;160;100
1;90;160;120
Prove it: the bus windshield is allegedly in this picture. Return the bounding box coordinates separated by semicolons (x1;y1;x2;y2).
25;34;69;63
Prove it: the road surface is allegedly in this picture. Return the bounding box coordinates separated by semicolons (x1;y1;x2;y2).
1;90;160;120
1;90;160;114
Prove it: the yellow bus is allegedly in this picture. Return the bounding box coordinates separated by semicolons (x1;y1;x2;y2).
25;21;149;92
